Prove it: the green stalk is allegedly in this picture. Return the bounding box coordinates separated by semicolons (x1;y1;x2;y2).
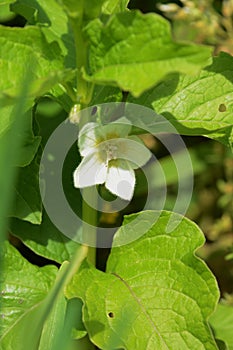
69;11;97;265
70;10;94;107
82;187;98;265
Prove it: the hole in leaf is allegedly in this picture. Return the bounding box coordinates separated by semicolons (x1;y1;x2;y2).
108;312;114;318
218;103;227;112
91;106;97;115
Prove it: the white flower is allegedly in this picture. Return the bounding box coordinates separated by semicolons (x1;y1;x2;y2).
73;117;151;200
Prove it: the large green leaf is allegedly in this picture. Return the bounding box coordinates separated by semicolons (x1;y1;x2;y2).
11;0;75;67
130;52;233;148
210;304;233;350
0;25;74;99
83;10;212;97
66;210;219;349
0;241;57;347
9;156;42;224
9;212;81;264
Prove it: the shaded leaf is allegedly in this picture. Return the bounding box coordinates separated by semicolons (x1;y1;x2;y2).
210;304;233;350
90;85;123;105
0;105;41;166
9;212;81;264
0;76;38;244
9;156;42;224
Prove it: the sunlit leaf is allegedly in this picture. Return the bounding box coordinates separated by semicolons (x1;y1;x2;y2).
0;25;74;99
84;10;212;97
130;52;233;148
11;0;75;67
102;0;129;14
66;211;219;349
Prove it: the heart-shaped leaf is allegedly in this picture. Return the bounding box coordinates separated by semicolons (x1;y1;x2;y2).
66;210;219;349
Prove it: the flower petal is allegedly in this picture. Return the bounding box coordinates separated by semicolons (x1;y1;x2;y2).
73;153;107;188
78;122;98;156
113;136;152;169
105;161;135;201
96;117;132;140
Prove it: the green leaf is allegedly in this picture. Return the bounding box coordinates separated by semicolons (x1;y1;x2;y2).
0;105;41;167
11;0;76;67
58;0;84;19
0;0;15;22
90;85;123;104
0;241;57;347
0;0;14;4
0;25;74;99
9;156;42;224
8;118;82;262
9;212;81;264
210;304;233;350
102;0;129;14
16;110;41;167
130;52;233;148
84;10;212;97
66;298;87;340
1;245;87;350
215;339;228;350
38;290;66;350
59;0;106;20
0;76;36;244
66;210;219;350
84;0;106;20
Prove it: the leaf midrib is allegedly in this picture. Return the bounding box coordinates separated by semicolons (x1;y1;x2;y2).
112;272;170;350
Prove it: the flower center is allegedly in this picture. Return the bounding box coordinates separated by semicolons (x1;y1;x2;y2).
99;140;118;165
105;142;118;161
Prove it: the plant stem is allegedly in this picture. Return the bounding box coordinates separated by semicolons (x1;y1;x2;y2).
70;14;98;264
82;187;98;265
70;16;92;107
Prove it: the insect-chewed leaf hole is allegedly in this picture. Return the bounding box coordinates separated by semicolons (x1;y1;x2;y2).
91;106;98;115
108;312;114;318
218;103;227;112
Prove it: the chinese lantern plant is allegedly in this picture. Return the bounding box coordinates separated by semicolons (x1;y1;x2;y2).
0;1;233;349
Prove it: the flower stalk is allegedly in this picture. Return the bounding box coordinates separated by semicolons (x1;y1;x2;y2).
68;6;97;264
